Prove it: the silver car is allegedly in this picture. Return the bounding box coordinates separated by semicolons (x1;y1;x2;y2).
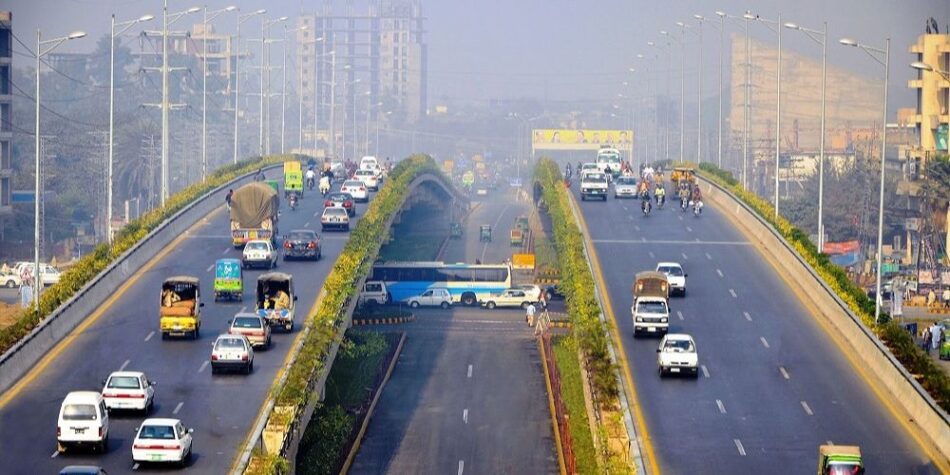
210;334;254;374
614;176;638;199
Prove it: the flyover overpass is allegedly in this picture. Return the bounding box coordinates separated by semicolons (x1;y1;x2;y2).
565;165;946;473
0;164;465;474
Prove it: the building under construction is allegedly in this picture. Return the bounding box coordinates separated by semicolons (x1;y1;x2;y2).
297;0;427;159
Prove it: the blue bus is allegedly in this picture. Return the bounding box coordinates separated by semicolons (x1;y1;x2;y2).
369;261;512;305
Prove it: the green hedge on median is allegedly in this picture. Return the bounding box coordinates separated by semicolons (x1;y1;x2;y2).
695;162;950;411
534;158;620;407
0;154;297;355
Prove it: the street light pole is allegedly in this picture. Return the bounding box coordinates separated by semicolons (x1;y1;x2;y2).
34;28;86;305
201;7;236;180
746;11;783;216
233;9;266;164
109;13;153;243
840;36;890;323
715;12;725;169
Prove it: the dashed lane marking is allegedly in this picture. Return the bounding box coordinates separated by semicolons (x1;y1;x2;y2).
701;365;709;378
729;289;737;298
779;366;790;380
463;409;469;424
50;451;58;459
743;311;752;321
734;439;746;456
119;359;131;371
197;361;210;373
801;400;814;416
705;252;712;260
144;331;155;342
760;337;770;349
676;310;684;321
206;264;214;272
716;269;724;277
304;221;310;227
686;226;693;232
458;460;465;475
132;463;140;471
649;251;655;258
681;252;689;260
222;247;230;254
467;364;473;378
635;225;640;231
173;401;184;415
716;399;726;414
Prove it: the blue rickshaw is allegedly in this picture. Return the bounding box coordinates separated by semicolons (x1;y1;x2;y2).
214;258;243;302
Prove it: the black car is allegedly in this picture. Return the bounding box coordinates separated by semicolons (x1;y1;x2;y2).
325;192;356;216
282;230;321;261
544;284;566;301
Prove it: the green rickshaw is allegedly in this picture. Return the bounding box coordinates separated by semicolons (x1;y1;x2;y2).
265;179;280;194
940;319;950;360
516;215;529;231
214;258;243;302
480;224;492;242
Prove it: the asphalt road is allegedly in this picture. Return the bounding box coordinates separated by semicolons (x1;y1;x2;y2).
350;186;559;474
0;174;373;474
567;171;940;473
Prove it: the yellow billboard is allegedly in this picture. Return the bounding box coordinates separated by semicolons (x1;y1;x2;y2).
511;253;536;270
532;129;632;147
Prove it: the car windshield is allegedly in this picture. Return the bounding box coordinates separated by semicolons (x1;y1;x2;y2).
288;232;314;241
107;376;141;389
616;177;636;185
233;317;262;329
664;339;694;352
138;425;176;440
638;301;667;313
582;173;606;183
62;404;98;421
246;242;268;251
658;266;684;277
215;338;246;350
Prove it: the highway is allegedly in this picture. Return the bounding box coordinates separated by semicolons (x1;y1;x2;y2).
567;170;941;473
0;173;371;474
350;186;558;474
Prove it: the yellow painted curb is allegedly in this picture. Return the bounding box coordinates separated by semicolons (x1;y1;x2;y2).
538;337;568;475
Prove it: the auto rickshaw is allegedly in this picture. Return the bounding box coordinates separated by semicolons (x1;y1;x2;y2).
817;445;863;474
284;161;304;198
510;228;524;246
939;319;950;360
159;276;203;340
450;222;463;239
213;258;243;302
669;167;695;184
516;215;529;231
479;224;492;242
256;272;297;332
264;179;281;194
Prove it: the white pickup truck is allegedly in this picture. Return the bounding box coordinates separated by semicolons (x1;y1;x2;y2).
580;171;609;201
632;271;671;336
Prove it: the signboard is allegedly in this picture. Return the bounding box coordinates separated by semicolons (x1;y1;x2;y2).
532;129;634;152
823;240;860;255
511;253;536;270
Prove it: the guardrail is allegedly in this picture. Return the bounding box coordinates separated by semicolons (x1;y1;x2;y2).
0;163;284;396
698;176;950;464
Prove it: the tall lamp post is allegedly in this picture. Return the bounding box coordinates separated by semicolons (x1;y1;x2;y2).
786;21;828;250
660;29;685;162
280;25;307;154
648;40;672;162
840;36;890;323
200;6;236;180
108;14;152;244
691;15;705;164
259;16;288;156
233;9;266;164
746;11;783;216
34;29;86;305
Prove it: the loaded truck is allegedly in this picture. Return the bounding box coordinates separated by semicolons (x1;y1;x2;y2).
817;445;863;474
230;182;280;248
631;271;670;336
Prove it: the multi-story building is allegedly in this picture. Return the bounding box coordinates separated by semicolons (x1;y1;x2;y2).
0;12;11;223
297;1;426;159
906;33;949;172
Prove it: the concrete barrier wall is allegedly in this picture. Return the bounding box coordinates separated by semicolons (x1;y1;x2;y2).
698;177;950;462
0;164;283;395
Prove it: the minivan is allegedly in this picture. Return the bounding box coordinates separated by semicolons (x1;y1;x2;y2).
57;391;110;453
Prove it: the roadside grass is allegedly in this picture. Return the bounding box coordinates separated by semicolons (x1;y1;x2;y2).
295;331;398;475
552;335;598;475
0;302;22;330
534;235;558;272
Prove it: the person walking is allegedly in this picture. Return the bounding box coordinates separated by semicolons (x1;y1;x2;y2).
932;324;943;355
943;288;950;309
225;189;233;211
922;327;932;352
525;302;537;327
534;307;550;337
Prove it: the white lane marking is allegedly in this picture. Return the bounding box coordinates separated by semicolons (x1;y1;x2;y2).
222;247;230;254
779;366;790;380
313;210;320;217
716;399;726;414
676;310;684;321
686;226;693;232
716;269;724;277
801;400;814;416
634;225;640;231
743;311;752;322
198;361;210;373
729;289;737;298
173;401;184;415
144;331;155;342
734;439;746;456
467;364;473;378
240;306;247;313
305;221;310;227
119;359;131;371
701;365;709;378
641;236;647;242
760;337;770;349
206;264;214;272
592;239;750;245
458;460;465;475
648;251;655;258
132;462;140;470
50;451;59;459
705;252;712;260
681;252;689;260
678;215;684;221
463;409;469;424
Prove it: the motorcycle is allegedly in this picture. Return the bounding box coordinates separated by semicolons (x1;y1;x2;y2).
319;178;331;197
680;196;689;212
691;200;703;216
655;193;666;209
641;198;652;216
289;193;299;211
306;176;315;191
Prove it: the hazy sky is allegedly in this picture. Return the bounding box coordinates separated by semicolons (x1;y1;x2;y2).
6;0;949;110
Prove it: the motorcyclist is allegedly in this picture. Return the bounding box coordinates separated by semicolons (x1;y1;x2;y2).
565;162;572;176
691;186;704;214
288;191;299;211
654;184;666;207
639;185;652;213
678;182;690;209
319;175;331;196
305;168;316;191
691;186;703;203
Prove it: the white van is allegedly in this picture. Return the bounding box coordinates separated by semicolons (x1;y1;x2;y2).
359;156;379;173
57;391;110;453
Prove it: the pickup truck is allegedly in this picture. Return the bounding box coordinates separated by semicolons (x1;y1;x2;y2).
632;271;670;336
580;172;609;201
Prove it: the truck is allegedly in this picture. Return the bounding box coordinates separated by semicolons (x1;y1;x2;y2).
817;445;863;474
631;271;670;336
230;182;280;247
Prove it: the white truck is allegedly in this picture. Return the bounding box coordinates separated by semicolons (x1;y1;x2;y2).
357;281;391;306
580;171;609;201
632;271;671;336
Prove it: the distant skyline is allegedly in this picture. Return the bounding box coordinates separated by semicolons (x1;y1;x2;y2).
5;0;948;112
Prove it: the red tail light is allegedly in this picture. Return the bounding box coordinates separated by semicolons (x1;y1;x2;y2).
324;200;332;207
99;427;103;438
283;241;292;249
211;354;219;361
57;427;61;437
359;187;366;192
344;201;352;208
241;354;249;361
307;242;316;249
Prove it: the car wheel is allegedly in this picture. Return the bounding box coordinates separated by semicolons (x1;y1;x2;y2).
581;195;586;201
658;366;665;378
211;365;218;375
486;301;496;309
285;322;293;332
99;434;108;453
409;301;420;309
161;332;168;340
440;301;450;309
247;360;254;374
4;280;14;288
462;293;476;306
266;336;272;349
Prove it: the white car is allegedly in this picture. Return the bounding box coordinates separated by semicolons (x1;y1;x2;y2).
14;262;61;286
515;284;543;302
210;334;255;374
482;288;533;309
579;163;600;176
613;176;638;199
57;391;110;454
341;180;368;202
354;169;380;191
242;240;277;269
656;262;687;296
406;288;452;308
0;271;21;288
632;296;669;336
321;207;351;231
101;371;155;414
132;418;194;466
657;333;699;377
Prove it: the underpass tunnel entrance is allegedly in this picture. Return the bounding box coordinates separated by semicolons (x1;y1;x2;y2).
381;179;467;262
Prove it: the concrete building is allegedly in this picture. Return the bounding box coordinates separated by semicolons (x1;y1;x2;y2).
0;12;11;222
906;33;949;168
297;1;426;159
